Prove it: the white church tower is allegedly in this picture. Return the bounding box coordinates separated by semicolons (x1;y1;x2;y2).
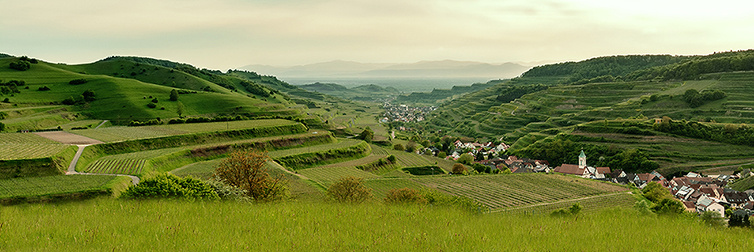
578;149;586;169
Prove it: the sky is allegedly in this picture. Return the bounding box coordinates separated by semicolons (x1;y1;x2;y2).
2;0;753;70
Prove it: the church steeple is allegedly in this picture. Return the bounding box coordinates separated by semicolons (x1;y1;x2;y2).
578;149;586;169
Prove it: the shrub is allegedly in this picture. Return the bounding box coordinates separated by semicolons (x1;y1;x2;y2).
327;176;372;203
37;86;50;91
387;155;396;163
68;79;88;85
438;151;447;158
551;203;582;217
151;98;159;103
393;144;404;151
651;198;685;215
62;96;76;105
385;188;427;204
82;90;95;102
700;211;725;227
452;163;467;175
120;173;219;200
9;61;30;71
169;89;179;101
458;153;474;165
146;103;157;108
213;150;287;202
204;179;249;201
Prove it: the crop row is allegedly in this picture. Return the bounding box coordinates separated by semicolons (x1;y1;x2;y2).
267;139;363;158
414;174;627;210
0;133;59;144
0;143;70;160
85;159;146;175
362;179;427;200
0;175;117;198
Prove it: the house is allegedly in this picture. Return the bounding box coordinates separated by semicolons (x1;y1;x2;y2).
682;201;696;212
696;196;725;218
724;190;753;208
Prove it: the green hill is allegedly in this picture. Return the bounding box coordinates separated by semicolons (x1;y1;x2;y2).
0;56;308;128
421;50;754;175
299;82;399;102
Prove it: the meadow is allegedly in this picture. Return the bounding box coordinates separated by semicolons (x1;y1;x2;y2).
0;175;125;199
0;198;751;251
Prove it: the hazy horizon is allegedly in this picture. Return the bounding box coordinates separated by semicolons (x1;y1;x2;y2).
3;0;753;70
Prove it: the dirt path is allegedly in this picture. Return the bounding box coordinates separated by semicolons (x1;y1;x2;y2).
489;191;632;213
94;120;108;129
66;145;140;185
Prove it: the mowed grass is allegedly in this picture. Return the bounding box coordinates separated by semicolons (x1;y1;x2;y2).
414;173;628;211
0;133;70;160
0;175;120;198
0;198;751;251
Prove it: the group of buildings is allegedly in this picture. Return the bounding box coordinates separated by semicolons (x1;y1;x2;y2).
381;103;436;123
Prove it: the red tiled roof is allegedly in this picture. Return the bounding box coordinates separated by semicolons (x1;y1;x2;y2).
554;164;583;175
596;167;611;174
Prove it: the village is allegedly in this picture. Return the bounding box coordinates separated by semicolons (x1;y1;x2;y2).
381;102;436;124
417;139;754;220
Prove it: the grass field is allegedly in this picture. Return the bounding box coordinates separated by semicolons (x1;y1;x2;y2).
71;119;298;142
0;198;751;251
414;173;628;211
499;192;638;215
0;175;122;199
267;139;363;158
298;166;380;183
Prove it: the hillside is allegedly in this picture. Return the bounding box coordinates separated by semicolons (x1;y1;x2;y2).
298;83;399;102
0;55;313;129
420;50;754;175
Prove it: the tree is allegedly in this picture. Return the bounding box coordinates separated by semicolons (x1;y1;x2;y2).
82;90;96;102
358;127;374;143
729;209;751;227
405;141;417;152
651;198;684;215
213;150;287;201
393;144;404;151
0;122;5;132
9;61;30;71
475;151;485;161
327;176;372;203
437;151;447;159
458;153;474;165
700;211;725;227
120;173;218;200
452;163;467;175
177;101;185;117
169;89;179;101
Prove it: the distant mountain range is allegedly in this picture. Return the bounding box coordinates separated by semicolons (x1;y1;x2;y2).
240;60;531;79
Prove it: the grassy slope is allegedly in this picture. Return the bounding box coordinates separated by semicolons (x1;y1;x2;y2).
0;57;297;126
1;198;751;251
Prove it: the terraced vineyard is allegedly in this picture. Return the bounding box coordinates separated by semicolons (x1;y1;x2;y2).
414;174;628;211
83;159;146;175
0;175;119;198
267;139;364;158
362;178;427;199
0;133;70;160
72;119;299;142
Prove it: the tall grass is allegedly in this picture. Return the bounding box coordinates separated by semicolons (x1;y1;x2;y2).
0;198;750;251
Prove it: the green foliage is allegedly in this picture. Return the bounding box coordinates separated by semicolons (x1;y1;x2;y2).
327;176;373;203
204;179;248;201
9;60;31;71
682;89;726;107
213;150;287;202
0;175;118;201
634;199;655;216
357;127;374;143
395;81;498;104
169;89;179;101
642;182;671;203
120;173;219;200
384;187;427;204
700;211;725;228
275;141;371;170
651;198;685;215
437;151;447;158
451;163;467;174
654;118;754;147
728;210;751;227
68;79;88;85
0;122;5;132
522;55;685;83
457;153;474;165
551;203;583;217
402;166;444;175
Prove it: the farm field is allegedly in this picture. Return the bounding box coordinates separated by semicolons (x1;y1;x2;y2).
362;178;428;200
414;174;629;211
0;132;70;160
83;159;146;175
382;147;455;172
0;175;122;199
298;166;380;183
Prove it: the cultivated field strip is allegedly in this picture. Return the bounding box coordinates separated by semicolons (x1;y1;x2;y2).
72;119;298;142
363;178;427;199
298;166;380;183
0;143;70;160
0;175;117;198
84;159;146;175
414;174;627;211
267;139;363;158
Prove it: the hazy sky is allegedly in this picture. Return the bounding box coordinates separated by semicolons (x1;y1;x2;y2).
2;0;752;70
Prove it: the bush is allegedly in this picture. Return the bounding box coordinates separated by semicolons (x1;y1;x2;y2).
458;153;474;165
68;79;88;85
62;96;76;105
700;211;725;227
551;203;583;217
204;179;249;201
120;173;219;200
385;188;427;204
387;155;396;163
82;90;95;102
146;103;157;108
169;89;179;101
437;151;447;159
151;98;159;103
37;86;50;91
9;61;30;71
213;150;287;202
393;144;404;151
327;176;372;203
651;198;685;215
452;163;467;175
